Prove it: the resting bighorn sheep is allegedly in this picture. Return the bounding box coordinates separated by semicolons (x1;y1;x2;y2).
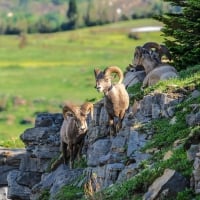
60;102;93;169
126;42;171;73
142;42;172;62
94;66;129;135
133;46;178;88
142;65;178;88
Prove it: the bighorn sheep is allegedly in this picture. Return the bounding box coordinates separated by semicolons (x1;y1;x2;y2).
94;66;129;135
142;65;178;89
133;46;178;88
60;102;93;169
133;46;155;74
142;42;172;62
127;43;171;73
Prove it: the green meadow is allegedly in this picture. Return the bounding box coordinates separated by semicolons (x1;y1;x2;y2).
0;18;164;147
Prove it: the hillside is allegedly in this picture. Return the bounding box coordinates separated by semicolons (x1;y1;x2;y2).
0;0;168;34
1;63;200;200
0;0;166;17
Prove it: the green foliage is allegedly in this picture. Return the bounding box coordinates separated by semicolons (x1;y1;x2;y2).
38;189;50;200
0;0;169;34
74;156;87;169
65;0;78;30
36;12;63;33
176;189;195;200
94;168;161;200
127;82;144;103
155;0;200;69
55;185;84;200
160;147;193;178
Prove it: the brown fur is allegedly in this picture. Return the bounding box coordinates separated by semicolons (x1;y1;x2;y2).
60;102;93;169
94;66;129;136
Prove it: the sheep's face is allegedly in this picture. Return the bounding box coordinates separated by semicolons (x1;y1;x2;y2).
133;47;153;67
94;69;111;93
75;113;88;134
77;115;88;133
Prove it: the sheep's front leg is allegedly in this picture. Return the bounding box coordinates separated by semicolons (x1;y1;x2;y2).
108;115;115;136
68;143;73;169
62;142;68;165
116;112;126;132
69;144;77;169
77;140;84;162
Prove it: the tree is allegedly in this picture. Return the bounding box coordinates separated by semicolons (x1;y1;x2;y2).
66;0;78;29
155;0;200;70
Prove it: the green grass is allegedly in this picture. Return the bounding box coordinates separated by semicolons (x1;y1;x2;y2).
0;18;164;147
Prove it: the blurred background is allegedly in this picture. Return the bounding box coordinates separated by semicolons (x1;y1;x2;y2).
0;0;171;147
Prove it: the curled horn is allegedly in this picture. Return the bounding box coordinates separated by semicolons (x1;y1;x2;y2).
62;103;79;119
143;42;171;61
80;102;94;120
160;44;172;61
142;42;161;51
104;66;124;84
135;46;149;56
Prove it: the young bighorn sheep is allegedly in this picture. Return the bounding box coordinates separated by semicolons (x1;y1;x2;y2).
60;102;93;169
94;66;129;135
133;46;178;88
142;42;172;62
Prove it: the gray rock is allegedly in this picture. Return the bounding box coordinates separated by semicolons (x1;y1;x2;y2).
187;145;200;161
186;112;200;126
143;169;189;200
0;148;25;186
7;170;31;200
117;163;139;183
87;139;111;166
123;71;145;88
6;113;63;200
104;163;125;187
31;164;84;200
190;90;200;99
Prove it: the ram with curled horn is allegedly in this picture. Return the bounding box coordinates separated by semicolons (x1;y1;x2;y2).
94;66;129;136
59;101;93;169
142;42;172;62
133;46;178;89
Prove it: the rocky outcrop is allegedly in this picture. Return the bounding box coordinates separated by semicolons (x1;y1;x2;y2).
2;88;185;199
31;164;84;200
7;113;63;200
123;69;145;88
84;90;184;192
0;147;25;200
1;74;191;199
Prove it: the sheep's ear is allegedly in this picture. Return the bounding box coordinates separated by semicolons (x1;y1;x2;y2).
94;68;100;78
